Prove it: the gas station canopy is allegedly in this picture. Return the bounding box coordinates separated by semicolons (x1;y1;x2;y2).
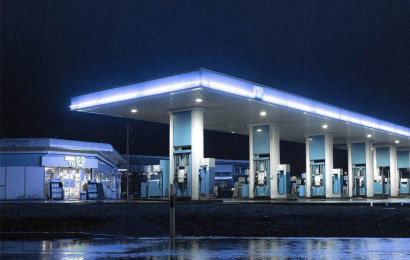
70;68;409;147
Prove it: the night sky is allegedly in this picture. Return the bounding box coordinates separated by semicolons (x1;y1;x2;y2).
1;1;409;172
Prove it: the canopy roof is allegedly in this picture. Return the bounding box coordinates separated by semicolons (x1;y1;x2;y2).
70;68;409;147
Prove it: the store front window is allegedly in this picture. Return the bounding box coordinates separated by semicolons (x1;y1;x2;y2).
45;167;92;200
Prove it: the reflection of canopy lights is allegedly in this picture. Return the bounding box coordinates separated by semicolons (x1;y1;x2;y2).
70;70;410;137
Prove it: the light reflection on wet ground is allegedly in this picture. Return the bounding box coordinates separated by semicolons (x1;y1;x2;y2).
1;236;409;259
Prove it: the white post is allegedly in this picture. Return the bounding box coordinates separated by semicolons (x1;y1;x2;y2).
170;183;175;237
191;110;204;200
347;142;353;197
169;113;174;194
269;123;280;199
373;146;378;194
325;134;334;198
390;146;398;197
365;142;374;197
249;126;254;199
305;136;311;198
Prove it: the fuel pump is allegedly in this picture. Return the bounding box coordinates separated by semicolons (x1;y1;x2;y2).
277;164;290;198
397;150;410;195
141;164;163;198
199;158;215;198
399;170;409;194
331;169;343;196
310;161;325;197
352;165;366;197
254;156;270;197
374;167;390;196
173;148;191;196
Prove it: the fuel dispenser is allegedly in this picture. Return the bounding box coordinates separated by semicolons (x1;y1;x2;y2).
141;164;165;198
352;165;366;197
277;164;290;198
307;135;336;198
399;170;409;194
254;156;270;197
331;169;343;196
374;147;392;196
310;161;325;197
342;174;348;196
173;148;191;197
374;167;390;196
397;150;409;195
298;173;306;197
349;142;373;198
199;158;215;198
241;170;250;198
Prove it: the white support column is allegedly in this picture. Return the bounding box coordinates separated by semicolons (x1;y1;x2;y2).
269;123;280;199
325;134;334;198
347;142;353;197
305;136;311;198
365;141;374;197
249;126;255;199
389;146;398;197
373;146;378;186
191;110;204;200
169;113;174;193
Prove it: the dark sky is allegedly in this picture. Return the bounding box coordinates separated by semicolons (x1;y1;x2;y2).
1;1;410;171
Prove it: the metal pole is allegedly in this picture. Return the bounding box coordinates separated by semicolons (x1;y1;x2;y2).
126;124;130;203
170;183;175;237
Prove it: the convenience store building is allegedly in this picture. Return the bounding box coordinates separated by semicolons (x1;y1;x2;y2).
0;138;125;200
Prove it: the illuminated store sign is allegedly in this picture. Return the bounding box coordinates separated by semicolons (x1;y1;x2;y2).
42;155;98;168
64;156;85;167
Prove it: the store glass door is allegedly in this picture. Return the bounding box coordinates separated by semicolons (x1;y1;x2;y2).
61;168;81;199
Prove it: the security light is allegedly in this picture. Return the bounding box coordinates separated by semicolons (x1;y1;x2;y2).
195;98;203;103
367;134;372;138
130;109;137;113
322;124;328;129
260;111;266;116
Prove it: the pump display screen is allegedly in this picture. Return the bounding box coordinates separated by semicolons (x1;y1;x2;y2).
257;171;266;185
177;166;186;183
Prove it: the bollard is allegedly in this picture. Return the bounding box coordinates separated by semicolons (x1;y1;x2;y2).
170;183;175;237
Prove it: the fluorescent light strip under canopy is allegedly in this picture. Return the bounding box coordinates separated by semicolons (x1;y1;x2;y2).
70;70;410;137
